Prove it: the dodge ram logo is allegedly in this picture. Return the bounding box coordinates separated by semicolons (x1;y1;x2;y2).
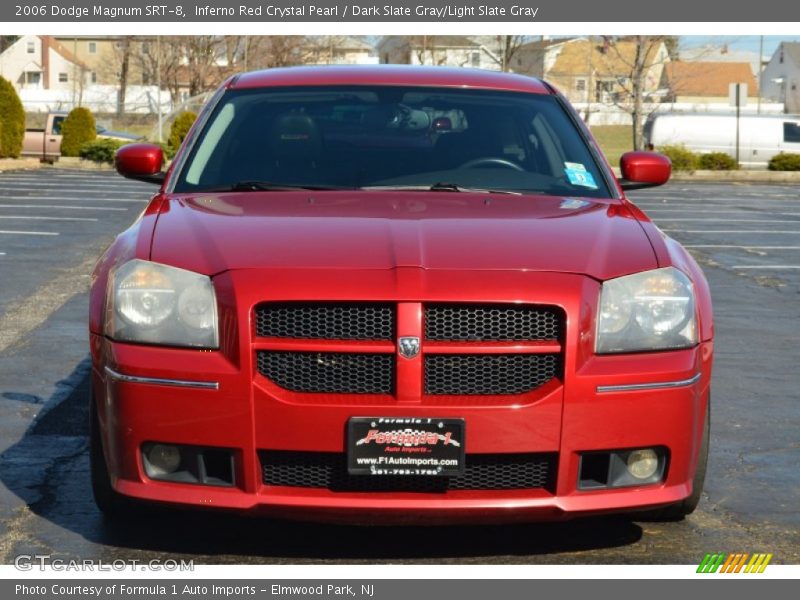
398;337;420;359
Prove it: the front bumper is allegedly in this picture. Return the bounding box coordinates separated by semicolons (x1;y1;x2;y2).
91;268;712;524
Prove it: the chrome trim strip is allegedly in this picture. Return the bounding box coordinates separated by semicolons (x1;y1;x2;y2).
596;372;701;393
104;366;219;390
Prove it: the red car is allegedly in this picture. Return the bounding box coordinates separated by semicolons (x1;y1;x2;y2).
89;66;712;524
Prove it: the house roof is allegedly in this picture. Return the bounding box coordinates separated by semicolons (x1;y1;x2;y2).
665;61;758;97
43;36;90;70
549;39;666;77
382;35;480;50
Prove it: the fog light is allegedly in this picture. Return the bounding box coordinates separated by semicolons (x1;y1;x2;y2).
146;444;181;475
627;448;659;479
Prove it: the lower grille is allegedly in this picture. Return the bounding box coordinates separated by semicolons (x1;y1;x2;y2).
259;450;556;492
425;354;560;395
257;351;394;394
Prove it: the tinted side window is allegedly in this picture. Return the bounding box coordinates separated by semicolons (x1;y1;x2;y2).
52;116;65;135
784;122;800;143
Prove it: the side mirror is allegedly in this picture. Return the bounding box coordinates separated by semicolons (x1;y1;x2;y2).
115;143;165;185
619;151;671;191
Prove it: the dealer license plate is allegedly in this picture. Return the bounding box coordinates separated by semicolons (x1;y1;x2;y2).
347;417;465;476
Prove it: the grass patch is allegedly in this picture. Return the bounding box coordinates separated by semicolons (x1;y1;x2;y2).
590;125;633;167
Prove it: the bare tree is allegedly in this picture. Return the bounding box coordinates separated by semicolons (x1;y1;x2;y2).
600;36;673;150
491;35;529;72
116;36;132;117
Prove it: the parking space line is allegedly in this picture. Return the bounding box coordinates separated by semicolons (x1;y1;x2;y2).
0;230;59;236
664;230;800;234
685;245;800;249
0;216;98;222
653;218;800;223
0;196;146;203
732;265;800;269
0;204;127;211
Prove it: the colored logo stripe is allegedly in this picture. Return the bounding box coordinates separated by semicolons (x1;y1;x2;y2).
697;552;772;573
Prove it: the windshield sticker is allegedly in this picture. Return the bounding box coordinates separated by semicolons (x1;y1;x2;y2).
564;165;598;189
564;161;587;172
560;198;591;209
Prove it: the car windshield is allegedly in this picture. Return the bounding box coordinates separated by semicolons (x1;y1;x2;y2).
174;85;612;198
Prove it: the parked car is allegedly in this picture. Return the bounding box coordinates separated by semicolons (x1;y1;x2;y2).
22;111;142;161
89;66;713;524
645;112;800;168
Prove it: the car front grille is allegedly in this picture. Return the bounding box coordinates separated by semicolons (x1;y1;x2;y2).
424;304;562;341
256;351;394;395
255;302;395;340
259;450;557;492
425;354;560;395
254;302;564;399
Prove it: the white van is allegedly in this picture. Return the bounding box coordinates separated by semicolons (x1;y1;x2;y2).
644;112;800;169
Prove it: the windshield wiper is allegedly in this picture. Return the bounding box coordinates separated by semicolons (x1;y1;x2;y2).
199;181;351;192
429;182;520;195
363;183;521;195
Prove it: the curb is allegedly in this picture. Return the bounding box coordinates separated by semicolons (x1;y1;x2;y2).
0;158;44;172
51;157;115;171
611;167;800;184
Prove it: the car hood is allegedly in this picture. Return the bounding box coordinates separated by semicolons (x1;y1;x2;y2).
149;191;657;280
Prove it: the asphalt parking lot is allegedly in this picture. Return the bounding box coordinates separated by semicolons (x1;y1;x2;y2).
0;168;797;565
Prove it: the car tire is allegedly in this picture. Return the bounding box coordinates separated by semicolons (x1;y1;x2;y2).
90;389;131;518
634;397;710;522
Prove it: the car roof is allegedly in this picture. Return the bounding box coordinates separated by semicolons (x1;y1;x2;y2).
229;65;552;95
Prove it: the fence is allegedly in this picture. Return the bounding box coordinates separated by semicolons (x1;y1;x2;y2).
18;84;173;115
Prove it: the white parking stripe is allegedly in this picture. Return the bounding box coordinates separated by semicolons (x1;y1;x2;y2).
664;230;800;234
0;204;127;211
0;182;148;190
732;265;800;269
0;230;59;236
655;219;800;223
685;245;800;249
0;216;98;222
0;196;146;203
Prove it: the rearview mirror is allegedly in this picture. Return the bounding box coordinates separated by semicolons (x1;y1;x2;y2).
618;151;671;191
115;143;165;185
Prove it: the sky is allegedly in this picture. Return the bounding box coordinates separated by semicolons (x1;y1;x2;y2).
680;35;800;57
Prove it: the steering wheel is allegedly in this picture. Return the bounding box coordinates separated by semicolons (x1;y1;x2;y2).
458;157;525;171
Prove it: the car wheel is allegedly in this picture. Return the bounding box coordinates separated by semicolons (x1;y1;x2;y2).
634;398;709;522
90;389;131;518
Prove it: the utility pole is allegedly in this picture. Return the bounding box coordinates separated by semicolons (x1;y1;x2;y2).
156;36;162;143
757;35;763;114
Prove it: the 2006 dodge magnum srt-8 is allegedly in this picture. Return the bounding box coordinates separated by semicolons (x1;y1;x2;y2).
89;66;712;524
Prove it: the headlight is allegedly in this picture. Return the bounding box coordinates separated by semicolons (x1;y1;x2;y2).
106;259;218;348
596;267;697;354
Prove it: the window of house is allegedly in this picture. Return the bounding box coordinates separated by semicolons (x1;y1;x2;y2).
785;122;800;143
576;79;587;92
88;42;97;54
471;51;481;67
58;73;68;83
25;72;41;85
27;41;35;54
91;72;97;84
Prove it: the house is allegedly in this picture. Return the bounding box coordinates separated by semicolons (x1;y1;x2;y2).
761;42;800;113
533;38;670;104
663;61;758;104
53;35;155;87
679;44;764;79
307;36;376;65
0;35;90;91
378;36;501;70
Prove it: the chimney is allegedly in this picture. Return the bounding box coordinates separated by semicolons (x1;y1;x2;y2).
41;36;50;90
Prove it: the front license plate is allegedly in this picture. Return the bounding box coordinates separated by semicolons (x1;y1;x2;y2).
347;417;465;476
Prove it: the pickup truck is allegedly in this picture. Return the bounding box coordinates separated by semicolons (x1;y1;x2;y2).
22;111;142;161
